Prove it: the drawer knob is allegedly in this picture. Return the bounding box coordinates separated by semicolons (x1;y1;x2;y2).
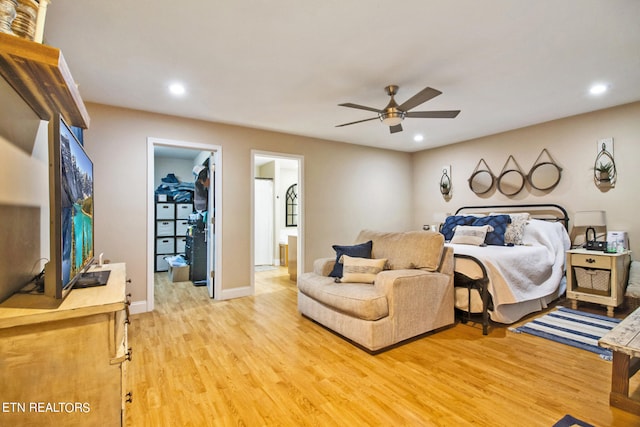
126;348;133;361
586;258;596;264
126;392;133;403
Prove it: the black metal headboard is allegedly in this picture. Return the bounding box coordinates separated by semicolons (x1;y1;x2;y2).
454;203;569;230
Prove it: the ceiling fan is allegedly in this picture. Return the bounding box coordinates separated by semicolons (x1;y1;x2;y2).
336;85;460;134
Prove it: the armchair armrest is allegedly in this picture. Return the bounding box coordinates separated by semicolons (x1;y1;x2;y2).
313;257;336;276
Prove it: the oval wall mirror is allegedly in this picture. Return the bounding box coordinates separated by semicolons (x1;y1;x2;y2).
527;149;562;191
469;170;495;194
528;162;561;191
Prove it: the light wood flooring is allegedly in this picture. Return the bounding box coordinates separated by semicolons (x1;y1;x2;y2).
126;268;640;426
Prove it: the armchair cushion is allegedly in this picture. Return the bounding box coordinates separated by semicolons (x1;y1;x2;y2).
355;230;444;271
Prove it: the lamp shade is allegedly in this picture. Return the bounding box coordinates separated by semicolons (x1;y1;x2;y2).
573;210;606;227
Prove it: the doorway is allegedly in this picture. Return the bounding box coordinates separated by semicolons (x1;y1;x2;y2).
251;151;303;293
147;138;223;311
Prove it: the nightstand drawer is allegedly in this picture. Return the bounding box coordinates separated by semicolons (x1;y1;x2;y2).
571;253;611;269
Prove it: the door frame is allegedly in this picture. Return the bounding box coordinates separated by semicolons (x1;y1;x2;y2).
250;150;304;293
147;137;223;311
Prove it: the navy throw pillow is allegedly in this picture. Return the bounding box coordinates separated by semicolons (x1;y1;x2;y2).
471;215;512;246
441;216;477;241
328;240;373;278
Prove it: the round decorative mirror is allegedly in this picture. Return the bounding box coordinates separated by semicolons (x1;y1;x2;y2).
469;170;494;194
528;162;561;191
496;155;525;196
527;149;562;191
497;169;525;196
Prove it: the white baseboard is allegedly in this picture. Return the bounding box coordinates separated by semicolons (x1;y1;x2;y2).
220;286;252;300
129;300;149;315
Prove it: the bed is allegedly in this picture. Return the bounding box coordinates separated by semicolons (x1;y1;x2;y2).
443;204;571;334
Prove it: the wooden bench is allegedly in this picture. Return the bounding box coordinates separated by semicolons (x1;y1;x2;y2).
599;307;640;415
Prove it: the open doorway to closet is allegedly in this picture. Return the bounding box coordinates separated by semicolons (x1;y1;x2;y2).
147;138;222;311
252;151;303;294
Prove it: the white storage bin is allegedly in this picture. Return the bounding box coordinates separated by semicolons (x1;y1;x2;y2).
156;220;175;237
156;203;175;220
156;254;171;271
176;203;193;219
175;220;189;236
156;237;175;254
176;237;187;253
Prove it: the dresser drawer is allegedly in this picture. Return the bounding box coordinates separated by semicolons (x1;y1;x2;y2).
571;253;611;269
156;203;175;220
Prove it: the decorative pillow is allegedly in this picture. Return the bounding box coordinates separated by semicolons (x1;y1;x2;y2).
328;240;373;278
471;215;511;246
490;212;530;245
450;225;494;246
339;255;387;284
440;216;478;241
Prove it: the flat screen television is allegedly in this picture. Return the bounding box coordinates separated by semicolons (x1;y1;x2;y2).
44;114;95;299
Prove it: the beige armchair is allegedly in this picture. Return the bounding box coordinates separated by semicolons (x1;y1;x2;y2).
297;230;455;353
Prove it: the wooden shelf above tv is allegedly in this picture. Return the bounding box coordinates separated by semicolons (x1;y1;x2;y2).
0;33;90;129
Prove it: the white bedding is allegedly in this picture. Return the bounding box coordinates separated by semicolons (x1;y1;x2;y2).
448;219;571;324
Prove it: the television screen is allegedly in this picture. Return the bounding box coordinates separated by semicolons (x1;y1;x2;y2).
46;114;94;298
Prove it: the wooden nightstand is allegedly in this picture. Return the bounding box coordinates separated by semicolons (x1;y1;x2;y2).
566;249;631;316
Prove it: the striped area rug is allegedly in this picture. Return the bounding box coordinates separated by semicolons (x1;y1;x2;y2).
510;306;621;360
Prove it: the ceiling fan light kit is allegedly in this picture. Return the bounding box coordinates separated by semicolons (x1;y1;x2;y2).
337;85;460;134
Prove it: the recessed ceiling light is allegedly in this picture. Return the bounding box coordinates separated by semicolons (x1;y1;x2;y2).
589;83;608;95
168;82;186;96
413;134;424;142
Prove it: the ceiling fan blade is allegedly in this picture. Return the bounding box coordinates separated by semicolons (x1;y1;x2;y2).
338;103;382;113
389;124;403;134
335;117;379;127
397;87;442;112
405;110;461;119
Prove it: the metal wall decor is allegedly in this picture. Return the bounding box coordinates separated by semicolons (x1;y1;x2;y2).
497;155;525;196
527;148;562;191
468;159;495;195
594;142;616;188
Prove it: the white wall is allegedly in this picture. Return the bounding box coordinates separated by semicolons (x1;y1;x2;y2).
412;101;640;256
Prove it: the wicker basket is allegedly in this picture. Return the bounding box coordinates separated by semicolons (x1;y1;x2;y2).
574;267;610;291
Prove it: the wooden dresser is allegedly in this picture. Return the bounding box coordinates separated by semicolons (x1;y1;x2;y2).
0;263;130;426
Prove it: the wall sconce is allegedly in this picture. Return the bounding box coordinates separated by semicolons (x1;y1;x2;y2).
440;166;451;197
593;139;616;189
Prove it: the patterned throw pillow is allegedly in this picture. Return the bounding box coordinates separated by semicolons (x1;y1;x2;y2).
328;240;373;277
441;216;478;240
503;213;530;245
471;215;511;246
339;255;387;284
450;225;494;246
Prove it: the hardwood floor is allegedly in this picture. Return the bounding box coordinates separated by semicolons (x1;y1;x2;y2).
126;269;640;426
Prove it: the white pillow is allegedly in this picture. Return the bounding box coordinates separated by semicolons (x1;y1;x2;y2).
450;225;494;246
339;255;387;284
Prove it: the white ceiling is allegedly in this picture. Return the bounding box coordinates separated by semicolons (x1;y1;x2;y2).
43;1;640;153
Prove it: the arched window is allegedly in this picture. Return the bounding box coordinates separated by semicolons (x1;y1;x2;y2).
285;183;298;227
